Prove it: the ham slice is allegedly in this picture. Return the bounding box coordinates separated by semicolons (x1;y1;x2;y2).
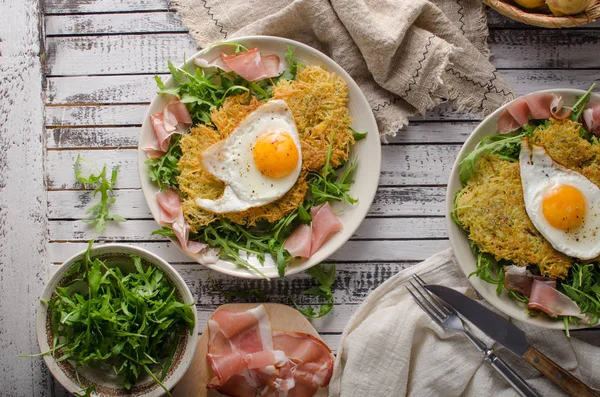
284;224;312;259
206;307;334;397
272;332;334;393
583;103;600;136
155;189;217;261
207;306;284;395
503;266;534;296
198;48;282;82
527;279;585;318
143;98;192;158
496;93;569;133
310;203;343;256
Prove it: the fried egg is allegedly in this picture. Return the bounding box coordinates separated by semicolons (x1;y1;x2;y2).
195;99;302;213
520;138;600;260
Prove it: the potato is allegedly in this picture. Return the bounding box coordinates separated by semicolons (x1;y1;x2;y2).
546;0;592;15
514;0;546;8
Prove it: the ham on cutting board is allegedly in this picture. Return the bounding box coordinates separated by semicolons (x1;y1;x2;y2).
173;303;329;397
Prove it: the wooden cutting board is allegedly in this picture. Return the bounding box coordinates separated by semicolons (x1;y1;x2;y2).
173;303;328;397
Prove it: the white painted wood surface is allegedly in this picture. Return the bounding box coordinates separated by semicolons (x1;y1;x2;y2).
0;0;51;395
1;0;599;394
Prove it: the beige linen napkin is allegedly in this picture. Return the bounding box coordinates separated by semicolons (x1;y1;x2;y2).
171;0;515;137
330;248;600;397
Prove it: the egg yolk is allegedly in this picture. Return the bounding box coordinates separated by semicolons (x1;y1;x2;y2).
253;132;299;178
542;185;586;230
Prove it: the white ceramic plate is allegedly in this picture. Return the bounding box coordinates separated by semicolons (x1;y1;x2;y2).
36;244;200;396
447;88;600;329
138;36;381;279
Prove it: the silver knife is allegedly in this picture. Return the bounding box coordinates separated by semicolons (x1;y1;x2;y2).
425;284;599;397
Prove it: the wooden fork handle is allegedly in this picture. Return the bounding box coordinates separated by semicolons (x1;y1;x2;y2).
522;347;599;397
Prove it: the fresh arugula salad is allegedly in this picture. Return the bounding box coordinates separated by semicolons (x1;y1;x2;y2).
33;242;195;395
452;85;600;331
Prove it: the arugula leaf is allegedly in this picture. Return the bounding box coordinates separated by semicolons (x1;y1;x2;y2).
467;243;506;296
145;135;182;191
73;385;96;397
291;264;336;318
74;155;125;233
459;130;530;186
560;263;600;325
38;241;194;395
350;127;368;141
570;83;596;123
152;226;177;238
280;45;305;81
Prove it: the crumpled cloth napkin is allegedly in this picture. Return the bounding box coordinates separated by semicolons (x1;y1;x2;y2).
329;248;600;397
171;0;515;137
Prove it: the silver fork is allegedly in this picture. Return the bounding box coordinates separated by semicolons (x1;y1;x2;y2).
407;275;541;397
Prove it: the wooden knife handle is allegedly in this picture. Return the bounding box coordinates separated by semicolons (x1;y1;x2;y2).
522;347;599;397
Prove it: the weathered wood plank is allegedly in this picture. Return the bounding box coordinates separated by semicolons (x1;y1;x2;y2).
45;31;600;76
46;126;141;148
0;0;51;394
44;103;485;127
44;122;472;149
44;0;169;14
48;239;450;263
45;69;600;106
46;145;461;189
45;12;185;35
47;187;447;219
48;217;447;242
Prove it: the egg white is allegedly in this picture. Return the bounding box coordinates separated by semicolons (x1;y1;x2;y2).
196;99;302;213
520;139;600;260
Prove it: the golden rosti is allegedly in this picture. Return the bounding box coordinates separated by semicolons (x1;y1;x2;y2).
456;119;600;280
177;66;355;231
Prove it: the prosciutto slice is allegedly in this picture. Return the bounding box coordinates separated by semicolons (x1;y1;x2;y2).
503;266;533;296
155;189;217;261
206;306;334;397
310;203;343;256
583;103;600;136
284;224;312;259
143;98;192;158
497;93;569;133
527;279;585;318
195;48;283;82
271;332;334;395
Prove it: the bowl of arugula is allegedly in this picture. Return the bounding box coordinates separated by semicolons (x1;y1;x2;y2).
36;242;199;397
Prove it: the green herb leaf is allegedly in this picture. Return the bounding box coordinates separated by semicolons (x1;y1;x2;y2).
74;156;125;232
145;135;182;191
350;127;368;141
152;226;177;238
459;130;530;186
570;83;596;123
291;264;336;318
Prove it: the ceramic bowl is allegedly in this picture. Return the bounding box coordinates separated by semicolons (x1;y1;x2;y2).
447;88;600;329
138;36;382;279
36;243;199;396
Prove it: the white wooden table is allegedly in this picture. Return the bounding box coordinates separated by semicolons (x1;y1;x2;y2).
1;0;599;394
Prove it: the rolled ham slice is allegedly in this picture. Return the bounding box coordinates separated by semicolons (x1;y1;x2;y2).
503;266;533;297
143;98;192;158
284;224;312;259
527;279;585;318
583;103;600;136
155;189;217;261
195;48;283;82
310;203;343;256
272;332;334;392
497;93;569;133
